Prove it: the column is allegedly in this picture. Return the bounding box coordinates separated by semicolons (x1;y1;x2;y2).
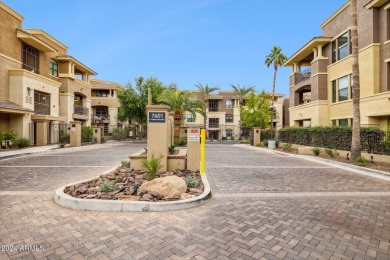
187;128;200;171
70;121;82;147
146;105;170;171
317;45;323;58
35;120;49;146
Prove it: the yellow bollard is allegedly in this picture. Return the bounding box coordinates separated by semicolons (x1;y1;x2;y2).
200;129;205;174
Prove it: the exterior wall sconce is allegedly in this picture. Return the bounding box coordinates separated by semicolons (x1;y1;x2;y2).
27;87;31;96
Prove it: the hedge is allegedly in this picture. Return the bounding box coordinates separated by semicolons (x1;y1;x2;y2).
278;126;390;155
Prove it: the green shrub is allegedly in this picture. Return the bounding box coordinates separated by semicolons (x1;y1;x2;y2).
0;132;4;141
240;139;250;144
111;127;128;141
178;137;187;146
354;156;369;167
169;145;176;155
283;143;292;152
279;126;388;155
185;176;198;188
141;154;163;180
59;132;70;144
121;160;130;167
81;126;93;142
312;147;321;156
14;137;31;148
255;142;263;147
325;148;339;158
4;130;18;140
97;181;118;193
262;139;268;146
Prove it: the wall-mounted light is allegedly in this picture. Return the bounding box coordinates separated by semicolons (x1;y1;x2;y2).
27;87;31;96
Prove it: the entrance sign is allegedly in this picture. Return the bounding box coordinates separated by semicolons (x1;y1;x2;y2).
148;112;165;123
188;129;200;142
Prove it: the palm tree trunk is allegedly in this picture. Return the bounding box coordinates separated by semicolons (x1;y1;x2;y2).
351;0;361;158
270;64;277;139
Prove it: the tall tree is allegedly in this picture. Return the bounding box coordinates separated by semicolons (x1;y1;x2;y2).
195;83;220;130
265;46;287;138
350;0;361;158
117;76;175;125
240;91;272;129
158;89;205;141
231;84;255;139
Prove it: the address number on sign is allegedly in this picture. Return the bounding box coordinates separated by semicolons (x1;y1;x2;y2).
148;112;166;123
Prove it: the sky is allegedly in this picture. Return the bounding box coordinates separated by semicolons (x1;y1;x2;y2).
3;0;347;96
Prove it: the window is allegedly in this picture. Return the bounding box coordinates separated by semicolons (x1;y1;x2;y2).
49;59;58;76
332;75;352;103
332;120;337;126
332;81;337;103
96;107;108;116
350;75;353;99
338;76;349;101
226;128;233;137
331;31;351;63
22;44;40;74
96;90;110;97
34;91;50;115
187;114;195;123
387;10;390;41
225;100;233;108
338;119;349;126
225;114;233;123
209;100;218;112
209;118;219;128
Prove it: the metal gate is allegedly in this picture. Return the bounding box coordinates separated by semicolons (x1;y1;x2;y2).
29;122;70;145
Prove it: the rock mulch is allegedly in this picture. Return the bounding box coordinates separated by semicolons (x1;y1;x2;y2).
64;167;204;201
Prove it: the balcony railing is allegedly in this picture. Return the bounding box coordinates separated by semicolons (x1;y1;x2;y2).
208;124;220;128
74;105;89;116
34;103;50;115
294;67;311;85
91;114;110;124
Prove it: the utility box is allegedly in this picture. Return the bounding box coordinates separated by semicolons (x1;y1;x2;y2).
70;121;81;147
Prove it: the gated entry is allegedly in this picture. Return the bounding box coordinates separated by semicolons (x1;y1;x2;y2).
29;123;70;145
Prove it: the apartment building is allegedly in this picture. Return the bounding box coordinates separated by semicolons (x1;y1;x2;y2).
0;2;96;145
284;0;390;130
90;79;128;134
183;91;284;140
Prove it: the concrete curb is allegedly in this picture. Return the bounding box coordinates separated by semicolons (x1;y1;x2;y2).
235;145;390;181
54;168;211;212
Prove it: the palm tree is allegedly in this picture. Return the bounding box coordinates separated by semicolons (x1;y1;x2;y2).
350;0;361;158
231;84;255;139
195;83;220;130
265;46;287;138
158;89;205;141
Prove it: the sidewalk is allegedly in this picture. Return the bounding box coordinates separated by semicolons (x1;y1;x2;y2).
0;144;58;159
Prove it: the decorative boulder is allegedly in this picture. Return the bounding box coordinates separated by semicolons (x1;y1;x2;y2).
139;176;187;199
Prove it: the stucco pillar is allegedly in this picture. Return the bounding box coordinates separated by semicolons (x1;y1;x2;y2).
69;121;81;147
312;48;318;60
92;125;103;143
169;112;175;146
187;128;200;171
35;120;49;146
317;45;323;58
146;105;169;171
252;127;261;146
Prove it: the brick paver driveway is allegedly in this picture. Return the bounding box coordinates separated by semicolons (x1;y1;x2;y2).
1;143;389;260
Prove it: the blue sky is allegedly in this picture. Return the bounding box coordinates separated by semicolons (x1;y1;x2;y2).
4;0;346;96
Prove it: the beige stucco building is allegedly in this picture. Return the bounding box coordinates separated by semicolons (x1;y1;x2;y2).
90;79;128;134
284;0;390;130
183;91;284;140
0;3;96;145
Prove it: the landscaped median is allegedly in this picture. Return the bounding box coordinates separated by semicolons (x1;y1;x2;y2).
54;166;211;212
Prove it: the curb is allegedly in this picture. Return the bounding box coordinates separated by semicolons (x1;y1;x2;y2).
236;145;390;181
54;168;212;212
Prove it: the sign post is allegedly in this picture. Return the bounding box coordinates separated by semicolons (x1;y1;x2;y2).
187;128;200;171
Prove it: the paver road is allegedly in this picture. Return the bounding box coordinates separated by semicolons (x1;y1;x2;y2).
0;143;389;260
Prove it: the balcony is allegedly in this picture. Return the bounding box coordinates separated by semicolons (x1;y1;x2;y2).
208;124;220;129
294;67;311;85
73;105;89;120
92;114;110;124
34;103;50;115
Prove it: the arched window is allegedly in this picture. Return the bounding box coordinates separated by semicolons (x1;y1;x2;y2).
225;99;233;108
49;59;58;76
22;44;40;74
